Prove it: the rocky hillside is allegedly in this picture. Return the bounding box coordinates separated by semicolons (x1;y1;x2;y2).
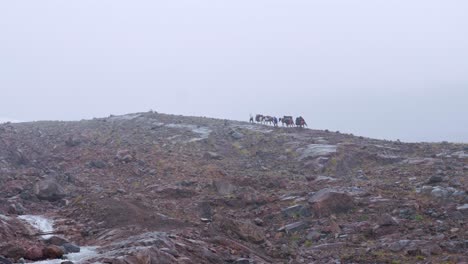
0;112;467;264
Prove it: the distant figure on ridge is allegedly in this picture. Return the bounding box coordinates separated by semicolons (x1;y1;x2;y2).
249;114;254;123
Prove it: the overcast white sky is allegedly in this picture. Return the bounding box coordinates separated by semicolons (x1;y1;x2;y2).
1;1;467;142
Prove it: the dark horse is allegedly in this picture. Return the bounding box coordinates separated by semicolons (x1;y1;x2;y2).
295;116;307;128
279;116;295;127
263;116;274;125
255;114;265;124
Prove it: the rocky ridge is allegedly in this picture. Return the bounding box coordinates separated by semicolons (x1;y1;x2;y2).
0;111;467;263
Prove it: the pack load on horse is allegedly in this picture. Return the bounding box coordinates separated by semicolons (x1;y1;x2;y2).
263;116;274;125
255;114;264;123
295;116;307;128
279;116;295;127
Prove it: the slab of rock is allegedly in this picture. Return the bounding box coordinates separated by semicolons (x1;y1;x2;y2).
457;204;468;215
278;221;308;233
34;179;66;201
43;245;64;259
204;152;223;160
118;247;177;264
427;175;443;184
308;189;354;216
281;204;311;218
234;258;250;264
297;144;337;160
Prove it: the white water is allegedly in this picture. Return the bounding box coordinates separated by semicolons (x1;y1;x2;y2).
31;247;99;264
18;215;100;264
18;215;54;239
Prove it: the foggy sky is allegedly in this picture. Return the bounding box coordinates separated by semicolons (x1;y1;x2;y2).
1;1;467;142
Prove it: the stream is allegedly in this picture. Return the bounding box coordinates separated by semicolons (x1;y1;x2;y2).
18;215;99;264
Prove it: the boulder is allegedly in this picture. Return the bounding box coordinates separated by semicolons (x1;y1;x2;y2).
281;204;311;218
431;187;449;199
88;160;107;169
62;243;80;254
25;246;44;261
0;256;12;264
229;131;244;140
297;144;337;160
42;245;64;259
308;189;354;216
427;175;443;184
45;236;69;246
34;179;66;201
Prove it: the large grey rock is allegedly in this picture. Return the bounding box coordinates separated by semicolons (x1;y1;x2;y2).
0;256;12;264
34;179;66;201
297;144;337;160
229;130;244;140
278;221;308;233
62;243;80;254
45;236;69;246
457;204;468;215
281;204;311;218
388;240;411;252
427;175;443;184
431;187;449;199
308;189;354;216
